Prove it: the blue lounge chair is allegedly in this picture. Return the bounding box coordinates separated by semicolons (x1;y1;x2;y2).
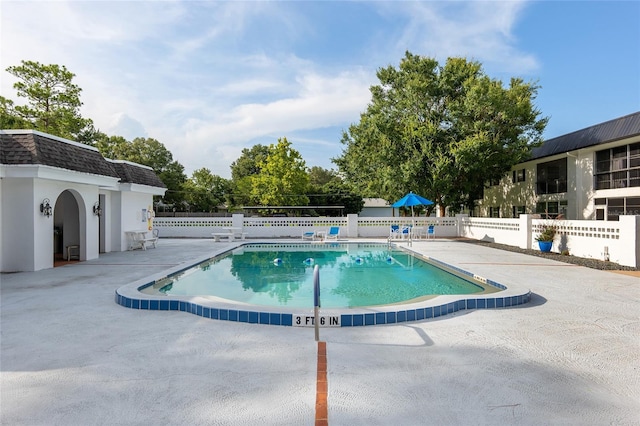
389;224;401;239
302;231;316;241
325;226;340;240
427;225;435;239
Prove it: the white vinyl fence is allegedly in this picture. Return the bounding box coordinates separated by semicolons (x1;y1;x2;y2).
153;214;640;267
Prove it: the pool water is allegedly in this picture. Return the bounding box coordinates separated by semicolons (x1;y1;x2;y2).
149;243;485;308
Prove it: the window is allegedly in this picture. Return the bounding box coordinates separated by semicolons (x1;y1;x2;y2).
536;201;566;219
512;169;525;183
608;198;624;221
630;143;640;167
631;169;640;188
596;150;610;174
595;143;640;189
536;159;567;194
489;207;500;218
595;197;640;221
512;206;526;217
627;197;640;216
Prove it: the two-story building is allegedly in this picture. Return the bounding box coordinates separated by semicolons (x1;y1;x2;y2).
479;112;640;221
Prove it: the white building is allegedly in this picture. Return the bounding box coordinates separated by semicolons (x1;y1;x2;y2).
0;130;167;272
360;198;393;217
479;112;640;221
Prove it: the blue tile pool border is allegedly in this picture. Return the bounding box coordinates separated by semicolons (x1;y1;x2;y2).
115;242;531;327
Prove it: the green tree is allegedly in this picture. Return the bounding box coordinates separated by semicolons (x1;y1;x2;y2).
98;136;187;207
318;180;365;215
5;60;94;140
334;52;548;215
0;96;32;128
306;166;338;206
183;168;230;212
308;166;338;187
230;144;269;180
251;138;309;208
94;132;130;159
229;144;269;207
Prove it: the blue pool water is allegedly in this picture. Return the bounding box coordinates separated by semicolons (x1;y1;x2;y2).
148;243;485;308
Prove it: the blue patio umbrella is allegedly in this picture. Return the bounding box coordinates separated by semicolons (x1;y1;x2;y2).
391;191;434;224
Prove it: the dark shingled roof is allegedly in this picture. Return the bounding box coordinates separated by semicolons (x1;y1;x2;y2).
1;132;120;178
109;161;166;188
1;131;166;188
531;111;640;160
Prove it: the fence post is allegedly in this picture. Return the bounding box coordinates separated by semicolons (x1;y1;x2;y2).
618;215;639;268
232;213;244;229
347;214;358;238
455;214;468;238
519;214;533;249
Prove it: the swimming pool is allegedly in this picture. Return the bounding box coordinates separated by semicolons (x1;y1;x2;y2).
141;243;489;307
116;241;531;327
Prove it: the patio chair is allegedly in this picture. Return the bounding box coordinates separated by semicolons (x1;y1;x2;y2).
389;224;401;239
325;226;340;240
400;225;411;239
426;225;435;240
302;231;316;241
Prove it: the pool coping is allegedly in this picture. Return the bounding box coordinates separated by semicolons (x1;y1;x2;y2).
115;240;532;327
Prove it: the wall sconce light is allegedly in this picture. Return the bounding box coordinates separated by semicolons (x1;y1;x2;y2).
40;198;53;217
93;202;102;216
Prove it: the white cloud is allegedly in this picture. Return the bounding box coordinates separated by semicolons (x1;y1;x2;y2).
1;0;540;179
379;1;538;74
107;113;148;141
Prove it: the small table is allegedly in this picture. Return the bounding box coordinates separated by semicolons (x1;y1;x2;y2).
66;245;79;261
412;227;425;239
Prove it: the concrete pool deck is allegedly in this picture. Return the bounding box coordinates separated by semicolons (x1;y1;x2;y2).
1;238;639;425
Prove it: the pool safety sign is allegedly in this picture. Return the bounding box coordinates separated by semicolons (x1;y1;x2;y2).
293;315;341;327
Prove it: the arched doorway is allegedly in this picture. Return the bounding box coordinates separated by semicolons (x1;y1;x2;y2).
53;190;81;265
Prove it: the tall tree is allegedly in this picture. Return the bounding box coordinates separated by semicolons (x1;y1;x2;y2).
94;132;130;159
317;180;365;215
98;136;187;207
308;166;338;187
230;144;269;180
334;52;548;215
0;96;32;128
183;168;230;212
251;138;309;207
5;60;94;140
229;144;269;207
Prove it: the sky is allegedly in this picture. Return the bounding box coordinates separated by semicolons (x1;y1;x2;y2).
1;1;639;179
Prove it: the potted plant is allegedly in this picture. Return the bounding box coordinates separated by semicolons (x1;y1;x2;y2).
535;225;556;252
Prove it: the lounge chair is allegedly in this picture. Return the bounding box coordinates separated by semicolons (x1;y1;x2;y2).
325;226;340;240
302;231;316;241
389;224;401;239
426;225;435;239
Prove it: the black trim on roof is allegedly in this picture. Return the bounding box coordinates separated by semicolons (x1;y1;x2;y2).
531;111;640;160
109;161;166;188
1;132;120;178
1;131;166;188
